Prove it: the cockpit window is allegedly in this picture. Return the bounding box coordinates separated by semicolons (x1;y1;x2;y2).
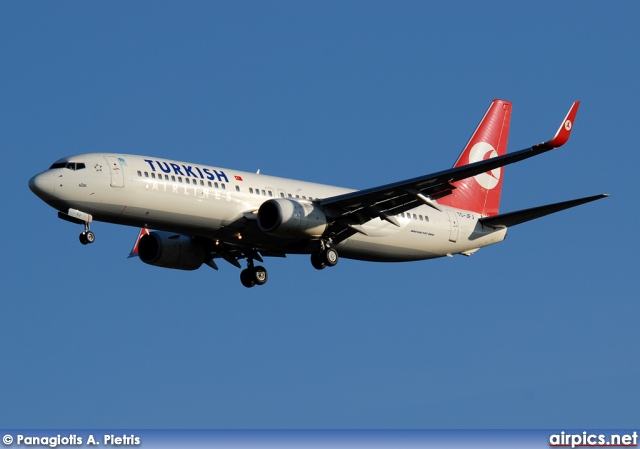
49;162;86;170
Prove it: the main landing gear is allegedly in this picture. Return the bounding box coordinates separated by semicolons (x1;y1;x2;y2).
310;246;339;270
240;260;268;288
239;246;338;287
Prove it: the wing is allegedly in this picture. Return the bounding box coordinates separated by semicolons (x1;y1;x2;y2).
319;101;580;243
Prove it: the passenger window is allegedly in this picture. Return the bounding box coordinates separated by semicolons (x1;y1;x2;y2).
249;188;254;194
262;190;266;196
214;182;219;188
137;170;142;177
268;191;273;197
413;214;417;220
144;172;149;178
235;186;240;192
280;192;285;198
200;180;204;186
171;176;176;182
221;184;226;190
151;173;156;179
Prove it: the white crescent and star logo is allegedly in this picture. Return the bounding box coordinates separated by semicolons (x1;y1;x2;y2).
468;142;501;190
564;120;572;131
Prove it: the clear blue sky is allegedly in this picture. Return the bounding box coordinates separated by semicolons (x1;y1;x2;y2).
1;1;637;429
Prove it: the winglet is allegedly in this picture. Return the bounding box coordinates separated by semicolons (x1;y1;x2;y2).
128;228;150;258
538;101;580;149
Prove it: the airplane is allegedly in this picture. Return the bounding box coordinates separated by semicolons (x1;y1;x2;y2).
29;99;608;288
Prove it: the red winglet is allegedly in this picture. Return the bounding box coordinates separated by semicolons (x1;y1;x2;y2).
539;101;580;149
128;228;150;258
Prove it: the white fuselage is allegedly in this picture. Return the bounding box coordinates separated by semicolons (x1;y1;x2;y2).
30;153;507;262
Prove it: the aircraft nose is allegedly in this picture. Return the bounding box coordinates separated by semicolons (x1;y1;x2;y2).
28;171;55;200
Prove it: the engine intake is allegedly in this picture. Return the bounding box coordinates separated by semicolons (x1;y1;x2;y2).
258;198;327;238
138;231;206;270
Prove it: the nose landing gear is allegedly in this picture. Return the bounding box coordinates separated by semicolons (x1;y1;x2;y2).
58;208;96;245
77;213;95;245
79;229;95;245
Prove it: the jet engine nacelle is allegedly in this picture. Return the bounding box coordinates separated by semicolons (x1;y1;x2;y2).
257;198;328;238
138;231;206;270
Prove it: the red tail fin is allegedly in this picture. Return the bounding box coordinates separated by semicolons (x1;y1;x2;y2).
438;99;512;216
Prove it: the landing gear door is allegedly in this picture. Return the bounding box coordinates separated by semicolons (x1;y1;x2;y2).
104;156;125;188
446;209;459;243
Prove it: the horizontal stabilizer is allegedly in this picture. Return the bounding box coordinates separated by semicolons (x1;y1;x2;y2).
479;194;609;228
